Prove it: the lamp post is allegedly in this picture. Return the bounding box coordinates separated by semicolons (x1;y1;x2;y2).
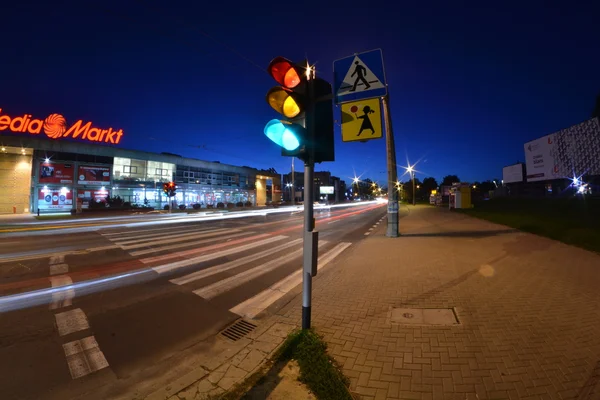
407;165;415;206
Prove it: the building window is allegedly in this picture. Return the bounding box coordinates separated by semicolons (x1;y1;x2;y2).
124;166;138;174
184;171;195;178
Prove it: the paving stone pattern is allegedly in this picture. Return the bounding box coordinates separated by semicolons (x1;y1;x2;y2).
277;206;600;399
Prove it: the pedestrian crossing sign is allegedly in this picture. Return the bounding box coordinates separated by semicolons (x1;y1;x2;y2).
340;97;383;142
333;49;387;104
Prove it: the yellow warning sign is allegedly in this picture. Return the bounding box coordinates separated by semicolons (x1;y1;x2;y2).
340;98;383;142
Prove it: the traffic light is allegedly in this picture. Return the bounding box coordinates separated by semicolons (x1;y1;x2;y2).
264;56;334;164
163;182;176;197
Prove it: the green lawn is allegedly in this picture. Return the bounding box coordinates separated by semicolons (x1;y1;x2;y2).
460;197;600;253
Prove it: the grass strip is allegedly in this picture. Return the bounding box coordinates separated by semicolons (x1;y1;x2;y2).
219;329;352;400
277;329;352;400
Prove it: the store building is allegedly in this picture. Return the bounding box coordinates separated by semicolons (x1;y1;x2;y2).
0;133;281;214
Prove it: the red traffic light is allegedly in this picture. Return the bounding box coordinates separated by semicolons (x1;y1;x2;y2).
268;57;303;88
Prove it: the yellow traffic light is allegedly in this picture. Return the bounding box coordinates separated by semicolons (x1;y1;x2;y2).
266;87;301;118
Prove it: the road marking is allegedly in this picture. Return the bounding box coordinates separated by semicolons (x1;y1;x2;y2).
150;235;286;273
140;233;270;265
328;220;340;224
231;242;351;318
130;231;253;257
49;275;74;309
106;227;228;244
63;336;109;379
118;228;238;250
170;238;301;285
373;224;377;227
194;241;327;300
50;263;69;276
101;224;218;237
364;232;370;236
55;308;90;336
368;227;373;231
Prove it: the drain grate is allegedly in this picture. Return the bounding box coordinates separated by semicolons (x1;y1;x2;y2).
220;319;257;341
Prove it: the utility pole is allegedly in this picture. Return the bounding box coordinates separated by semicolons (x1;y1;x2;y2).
412;171;416;206
382;95;399;237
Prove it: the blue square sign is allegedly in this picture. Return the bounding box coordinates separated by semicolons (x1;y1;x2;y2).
333;49;387;104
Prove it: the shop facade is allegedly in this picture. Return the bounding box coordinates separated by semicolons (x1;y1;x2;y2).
0;135;279;213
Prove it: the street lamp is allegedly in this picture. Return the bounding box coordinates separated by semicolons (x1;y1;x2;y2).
406;165;415;206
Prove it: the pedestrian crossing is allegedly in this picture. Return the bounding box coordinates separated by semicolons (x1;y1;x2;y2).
100;225;351;319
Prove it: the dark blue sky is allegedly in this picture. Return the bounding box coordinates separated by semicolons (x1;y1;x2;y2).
2;1;599;185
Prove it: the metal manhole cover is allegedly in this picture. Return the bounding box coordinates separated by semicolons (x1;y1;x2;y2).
220;319;257;341
391;308;459;326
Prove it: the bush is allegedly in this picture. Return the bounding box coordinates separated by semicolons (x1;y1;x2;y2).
123;202;131;209
216;202;225;209
245;201;252;207
178;204;186;210
207;204;214;209
236;201;244;207
89;200;105;209
192;203;202;210
164;205;170;210
227;203;235;209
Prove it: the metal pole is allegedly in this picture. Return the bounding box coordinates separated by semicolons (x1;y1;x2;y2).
382;95;399;237
291;157;295;205
412;172;416;206
302;162;315;329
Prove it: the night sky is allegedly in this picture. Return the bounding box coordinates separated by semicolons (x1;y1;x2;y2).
2;1;599;186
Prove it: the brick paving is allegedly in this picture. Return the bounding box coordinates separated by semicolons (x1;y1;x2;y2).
277;205;600;399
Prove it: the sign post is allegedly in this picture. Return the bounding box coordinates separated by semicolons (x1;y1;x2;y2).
334;49;398;237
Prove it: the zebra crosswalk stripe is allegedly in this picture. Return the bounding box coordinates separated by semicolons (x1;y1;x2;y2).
149;235;288;274
170;238;302;285
230;242;351;318
193;241;328;300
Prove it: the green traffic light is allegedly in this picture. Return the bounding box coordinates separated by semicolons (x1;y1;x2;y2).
264;119;301;151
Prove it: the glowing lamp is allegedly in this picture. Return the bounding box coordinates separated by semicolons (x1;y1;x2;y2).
268;57;302;88
266;87;302;118
264;119;302;151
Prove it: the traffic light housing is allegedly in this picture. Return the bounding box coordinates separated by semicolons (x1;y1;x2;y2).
264;56;334;164
163;181;176;197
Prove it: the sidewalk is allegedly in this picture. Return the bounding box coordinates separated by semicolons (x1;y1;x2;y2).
276;205;600;399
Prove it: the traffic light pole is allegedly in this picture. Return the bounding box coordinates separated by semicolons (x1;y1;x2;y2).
302;162;316;330
382;95;399;237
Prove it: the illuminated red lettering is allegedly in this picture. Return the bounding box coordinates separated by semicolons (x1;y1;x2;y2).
63;119;91;139
0;107;124;144
0;115;9;131
105;128;123;144
9;115;29;132
27;119;43;134
86;127;101;141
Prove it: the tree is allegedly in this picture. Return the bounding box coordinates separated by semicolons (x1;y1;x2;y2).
402;177;422;202
421;177;438;195
592;93;600;118
441;175;460;186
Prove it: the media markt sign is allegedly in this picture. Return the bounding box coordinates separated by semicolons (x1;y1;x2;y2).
0;107;124;144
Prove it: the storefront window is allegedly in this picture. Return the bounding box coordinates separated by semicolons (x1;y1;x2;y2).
113;157;146;182
147;160;174;182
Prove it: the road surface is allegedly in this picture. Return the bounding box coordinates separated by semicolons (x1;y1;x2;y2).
0;202;386;400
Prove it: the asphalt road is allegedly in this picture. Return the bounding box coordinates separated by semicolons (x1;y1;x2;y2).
0;202;387;400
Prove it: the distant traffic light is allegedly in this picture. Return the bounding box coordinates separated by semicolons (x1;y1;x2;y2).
264;56;334;163
163;181;176;197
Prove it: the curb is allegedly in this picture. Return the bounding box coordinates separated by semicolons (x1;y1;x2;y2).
145;319;296;400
